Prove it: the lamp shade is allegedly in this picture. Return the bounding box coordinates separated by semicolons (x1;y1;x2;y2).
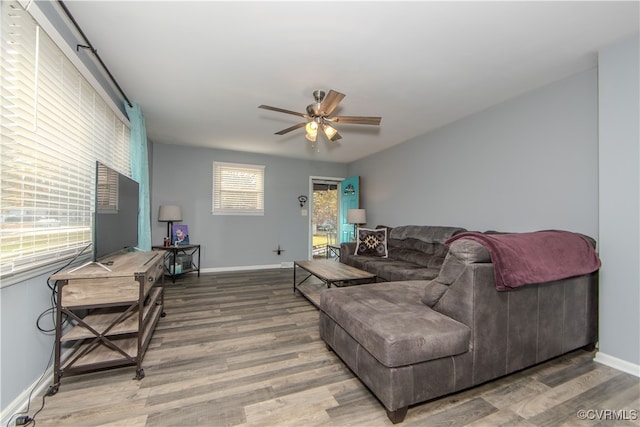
158;205;182;222
347;209;366;224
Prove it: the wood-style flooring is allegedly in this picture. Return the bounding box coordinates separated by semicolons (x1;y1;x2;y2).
30;269;639;426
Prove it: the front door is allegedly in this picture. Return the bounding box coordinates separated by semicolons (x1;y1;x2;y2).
311;179;340;259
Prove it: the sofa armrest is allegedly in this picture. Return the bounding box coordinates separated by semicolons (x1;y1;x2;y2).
340;242;356;256
447;239;491;263
422;239;492;309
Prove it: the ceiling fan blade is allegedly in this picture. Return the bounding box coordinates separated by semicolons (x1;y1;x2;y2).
331;116;382;125
258;104;308;118
274;122;307;135
318;90;345;116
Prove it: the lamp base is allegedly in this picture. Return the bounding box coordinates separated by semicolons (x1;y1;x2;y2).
167;221;173;245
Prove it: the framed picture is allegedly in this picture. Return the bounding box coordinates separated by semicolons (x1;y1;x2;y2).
171;224;190;245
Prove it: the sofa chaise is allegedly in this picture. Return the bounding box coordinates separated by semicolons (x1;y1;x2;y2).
320;227;600;423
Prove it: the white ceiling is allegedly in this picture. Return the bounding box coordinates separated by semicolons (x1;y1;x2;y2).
62;1;639;163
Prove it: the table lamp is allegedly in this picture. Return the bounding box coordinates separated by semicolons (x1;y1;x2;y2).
158;205;182;244
347;208;366;240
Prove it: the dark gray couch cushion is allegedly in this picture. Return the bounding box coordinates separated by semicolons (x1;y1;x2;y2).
341;225;467;282
389;225;466;244
345;256;441;281
320;281;471;367
387;225;466;269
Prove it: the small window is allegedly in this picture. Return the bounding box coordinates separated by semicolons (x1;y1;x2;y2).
212;162;265;215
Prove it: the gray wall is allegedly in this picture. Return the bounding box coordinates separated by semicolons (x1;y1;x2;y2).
151;145;347;269
1;271;58;412
597;34;640;368
348;69;599;239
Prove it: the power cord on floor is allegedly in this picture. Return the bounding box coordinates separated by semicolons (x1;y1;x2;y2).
5;345;52;427
6;244;92;427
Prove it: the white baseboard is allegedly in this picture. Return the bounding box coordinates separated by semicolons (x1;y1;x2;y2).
594;351;640;377
0;347;74;427
1;376;51;427
200;263;292;274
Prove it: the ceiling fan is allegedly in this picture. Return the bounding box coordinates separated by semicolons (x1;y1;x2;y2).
258;90;381;143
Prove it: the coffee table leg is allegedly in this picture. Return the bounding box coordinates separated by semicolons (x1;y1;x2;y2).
293;263;313;293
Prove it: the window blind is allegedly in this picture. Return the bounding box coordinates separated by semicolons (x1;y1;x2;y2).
0;1;131;279
96;162;119;214
212;162;265;215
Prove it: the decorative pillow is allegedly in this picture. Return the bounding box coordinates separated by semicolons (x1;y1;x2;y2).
355;228;388;258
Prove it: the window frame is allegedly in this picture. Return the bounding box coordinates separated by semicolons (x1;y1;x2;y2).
212;161;265;216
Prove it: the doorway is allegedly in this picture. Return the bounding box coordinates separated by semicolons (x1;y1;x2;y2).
310;178;341;259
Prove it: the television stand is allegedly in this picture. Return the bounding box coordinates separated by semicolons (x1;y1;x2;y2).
67;260;112;274
49;251;164;393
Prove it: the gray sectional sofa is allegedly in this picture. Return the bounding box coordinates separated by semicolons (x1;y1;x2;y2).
320;226;599;423
340;225;466;281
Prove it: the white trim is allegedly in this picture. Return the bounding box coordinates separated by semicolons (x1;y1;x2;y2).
594;351;640;377
0;347;75;427
0;373;50;427
199;263;292;274
0;255;91;289
19;0;130;124
212;162;265;216
308;176;345;260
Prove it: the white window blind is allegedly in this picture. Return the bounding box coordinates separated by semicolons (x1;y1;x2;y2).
0;1;131;279
212;162;265;215
96;162;119;214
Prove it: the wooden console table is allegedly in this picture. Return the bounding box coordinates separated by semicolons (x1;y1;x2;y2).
49;250;165;394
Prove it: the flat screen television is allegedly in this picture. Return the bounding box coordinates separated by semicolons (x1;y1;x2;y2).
93;161;139;261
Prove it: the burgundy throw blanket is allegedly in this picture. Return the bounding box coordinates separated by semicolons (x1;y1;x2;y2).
446;230;601;291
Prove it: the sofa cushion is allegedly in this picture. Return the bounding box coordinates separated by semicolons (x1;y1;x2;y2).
389;225;466;244
320;281;471;367
355;227;388;257
387;244;447;268
386;225;466;268
342;255;440;281
365;259;440;281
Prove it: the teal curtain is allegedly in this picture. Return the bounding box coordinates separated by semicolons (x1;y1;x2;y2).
126;101;151;251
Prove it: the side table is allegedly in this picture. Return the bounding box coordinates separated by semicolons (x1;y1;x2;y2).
152;244;201;283
327;244;341;260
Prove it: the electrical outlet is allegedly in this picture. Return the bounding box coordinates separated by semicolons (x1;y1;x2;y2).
15;415;31;425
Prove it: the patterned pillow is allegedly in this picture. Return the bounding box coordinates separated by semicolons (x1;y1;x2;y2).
355;228;388;258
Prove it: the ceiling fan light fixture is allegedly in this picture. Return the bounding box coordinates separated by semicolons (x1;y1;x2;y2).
305;131;317;142
305;121;318;134
321;122;338;140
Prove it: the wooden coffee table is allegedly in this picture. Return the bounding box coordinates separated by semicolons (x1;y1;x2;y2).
293;260;376;295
